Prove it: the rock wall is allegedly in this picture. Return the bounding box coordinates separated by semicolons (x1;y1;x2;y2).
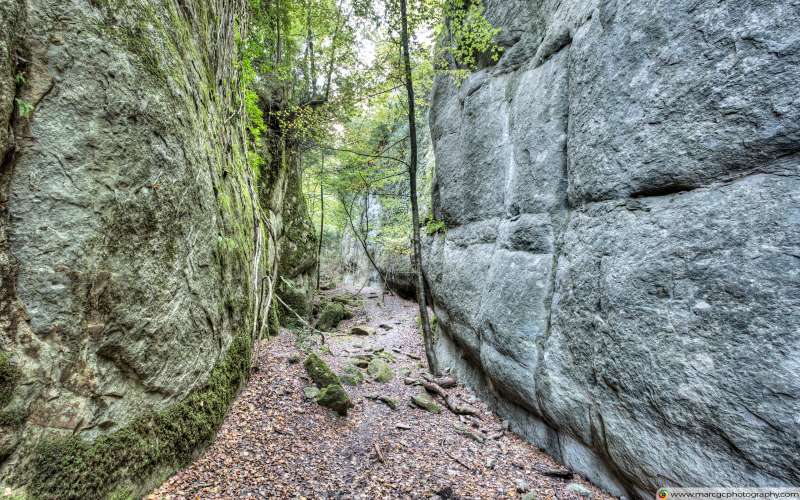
424;1;800;497
0;1;313;497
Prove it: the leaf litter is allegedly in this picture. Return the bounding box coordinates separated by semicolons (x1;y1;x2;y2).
151;288;612;499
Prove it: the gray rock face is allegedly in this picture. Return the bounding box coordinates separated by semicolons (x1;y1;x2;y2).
425;1;800;497
0;0;314;492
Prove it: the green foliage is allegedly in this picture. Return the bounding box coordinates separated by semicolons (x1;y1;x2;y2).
14;98;33;119
21;333;253;499
439;0;502;69
425;218;446;236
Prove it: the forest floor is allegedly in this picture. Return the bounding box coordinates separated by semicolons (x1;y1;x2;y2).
151;287;611;499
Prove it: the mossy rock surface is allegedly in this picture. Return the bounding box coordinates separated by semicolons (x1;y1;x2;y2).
303;353;340;388
412;392;441;413
367;358;394;383
339;364;365;386
0;352;20;408
279;283;309;326
19;332;253;499
315;384;353;416
317;302;352;331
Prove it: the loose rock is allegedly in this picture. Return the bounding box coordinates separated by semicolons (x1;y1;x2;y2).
411;392;441;414
350;325;376;336
367;358;394;383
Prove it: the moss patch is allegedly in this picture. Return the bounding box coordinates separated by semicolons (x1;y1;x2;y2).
315;384;353;417
0;352;20;408
339;364;365;386
303;353;340;389
317;302;352;331
367;358;394;383
19;333;253;500
278;282;309;326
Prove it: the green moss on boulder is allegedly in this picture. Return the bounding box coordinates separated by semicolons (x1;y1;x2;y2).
303;353;340;388
315;384;353;416
339;364;365;386
367;358;394;383
317;302;352;331
412;392;441;414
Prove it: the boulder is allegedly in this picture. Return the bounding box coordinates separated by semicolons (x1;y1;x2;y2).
303;353;340;388
566;484;593;499
339;364;365;386
315;384;353;417
317;302;352;331
367;359;394;383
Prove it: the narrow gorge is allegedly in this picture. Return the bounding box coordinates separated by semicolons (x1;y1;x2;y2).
1;0;798;499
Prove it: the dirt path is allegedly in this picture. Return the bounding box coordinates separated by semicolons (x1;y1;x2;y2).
152;287;611;499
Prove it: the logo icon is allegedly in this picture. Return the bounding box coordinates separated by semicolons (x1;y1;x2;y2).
657;488;670;500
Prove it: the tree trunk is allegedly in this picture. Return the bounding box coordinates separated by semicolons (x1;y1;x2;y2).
317;155;325;291
399;0;439;375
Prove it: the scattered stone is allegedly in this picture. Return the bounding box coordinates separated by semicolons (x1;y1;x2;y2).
515;479;530;493
522;493;538;500
315;384;353;416
399;367;412;378
567;483;593;498
304;353;340;388
367;395;399;410
379;324;392;330
350;325;376;336
339;364;365;386
367;358;394;383
287;354;301;364
411;392;441;413
396;422;412;430
403;377;419;386
485;457;497;470
303;386;320;400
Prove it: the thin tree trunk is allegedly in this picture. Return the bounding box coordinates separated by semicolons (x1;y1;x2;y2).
338;191;395;296
317;155;325;291
400;0;439;375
